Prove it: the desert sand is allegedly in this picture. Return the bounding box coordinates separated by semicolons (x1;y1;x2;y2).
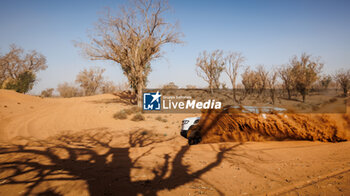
0;89;349;196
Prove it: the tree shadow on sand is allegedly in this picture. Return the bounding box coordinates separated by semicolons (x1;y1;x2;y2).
0;128;240;196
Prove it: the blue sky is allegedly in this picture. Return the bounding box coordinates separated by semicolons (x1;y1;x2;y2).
0;0;349;94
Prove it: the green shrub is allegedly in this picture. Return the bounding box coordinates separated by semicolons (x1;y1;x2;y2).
3;71;36;93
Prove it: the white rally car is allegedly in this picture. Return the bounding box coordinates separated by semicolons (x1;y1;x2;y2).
180;117;200;138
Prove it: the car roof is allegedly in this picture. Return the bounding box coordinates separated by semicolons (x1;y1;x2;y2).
183;116;201;121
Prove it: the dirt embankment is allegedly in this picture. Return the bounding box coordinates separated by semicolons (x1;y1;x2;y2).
197;106;350;143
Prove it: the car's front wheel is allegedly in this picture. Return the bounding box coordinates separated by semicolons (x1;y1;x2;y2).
187;125;202;145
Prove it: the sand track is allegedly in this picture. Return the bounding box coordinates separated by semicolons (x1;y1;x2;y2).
0;89;349;195
265;166;350;196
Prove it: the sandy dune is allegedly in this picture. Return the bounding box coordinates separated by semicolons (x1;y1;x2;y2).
0;89;349;196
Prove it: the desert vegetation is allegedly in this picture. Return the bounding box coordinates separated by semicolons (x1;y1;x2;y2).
155;115;168;122
76;0;183;108
131;113;145;121
289;53;323;102
224;52;245;103
0;44;47;93
40;88;54;97
75;67;106;96
195;51;350;103
319;74;332;89
57;82;82;98
334;69;350;97
162;82;179;89
113;106;142;120
1;1;347;106
56;67;122;97
101;80;117;94
196;50;225;94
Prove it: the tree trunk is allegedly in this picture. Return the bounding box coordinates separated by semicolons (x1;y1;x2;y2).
209;82;213;94
287;88;291;100
137;82;143;108
343;88;348;97
270;89;275;105
232;88;236;103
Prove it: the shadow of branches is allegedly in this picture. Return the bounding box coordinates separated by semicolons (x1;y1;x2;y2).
0;128;239;196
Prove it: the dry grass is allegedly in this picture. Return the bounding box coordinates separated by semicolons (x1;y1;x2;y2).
113;106;142;120
155;116;168;122
113;110;127;120
131;113;145;121
124;106;141;115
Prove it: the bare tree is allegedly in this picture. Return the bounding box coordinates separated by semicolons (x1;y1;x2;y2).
186;85;196;89
221;83;227;89
196;50;225;94
241;67;257;95
319;74;332;90
0;44;47;90
41;88;54;97
240;66;269;101
224;52;244;103
255;65;269;97
76;67;105;96
0;57;6;85
101;81;117;94
290;53;323;102
115;82;131;92
57;82;82;98
162;82;178;89
334;69;350;97
267;70;278;104
278;65;295;100
76;0;182;107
